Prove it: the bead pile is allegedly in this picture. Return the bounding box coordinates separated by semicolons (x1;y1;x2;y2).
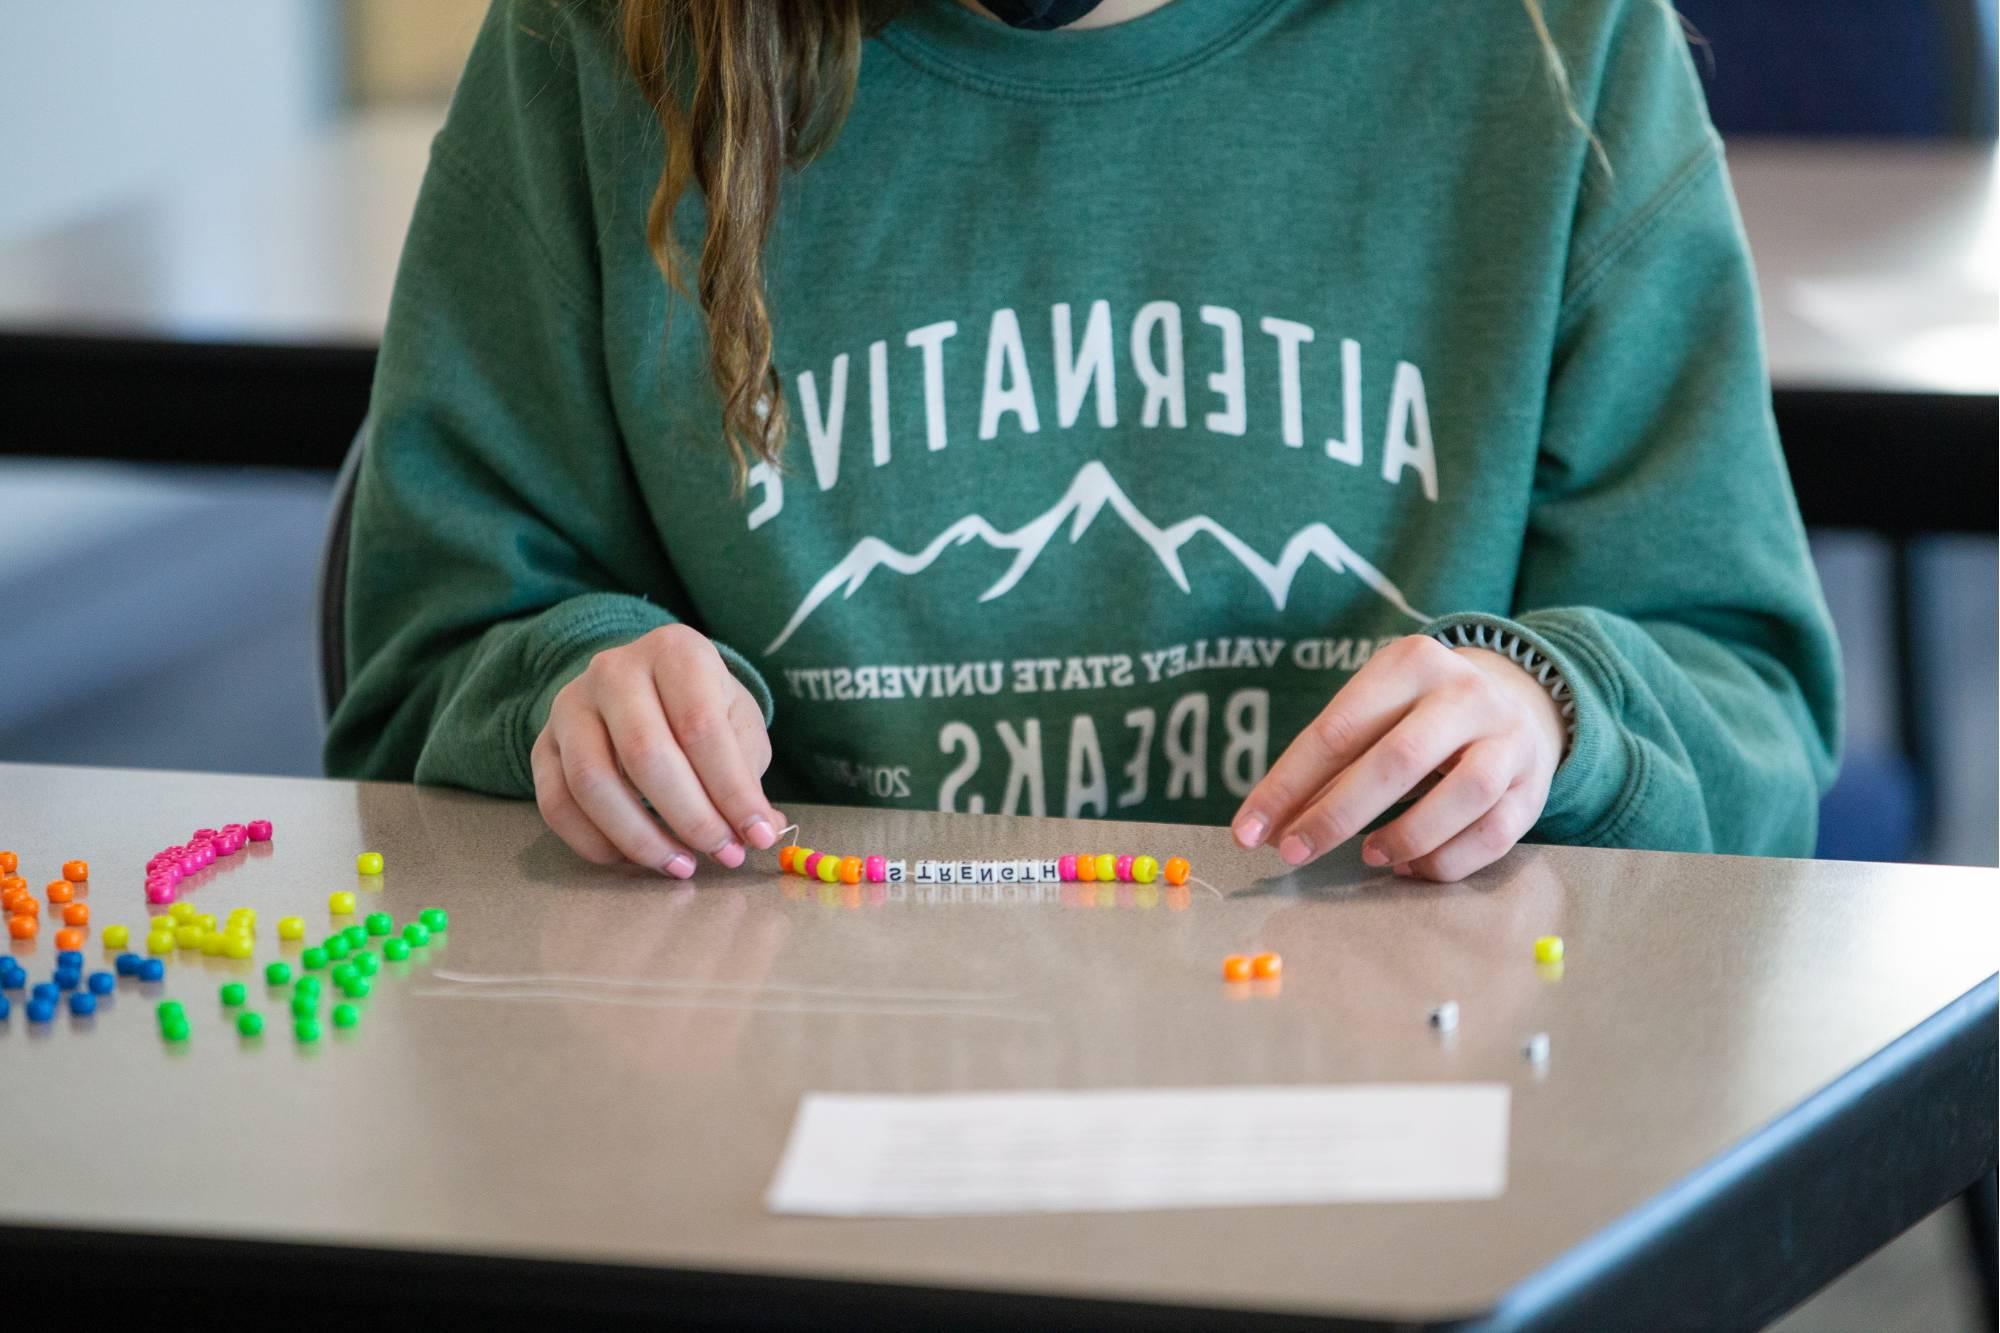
143;819;273;905
776;845;1192;888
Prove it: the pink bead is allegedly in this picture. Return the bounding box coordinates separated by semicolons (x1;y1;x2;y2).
146;884;177;904
162;845;185;860
221;823;246;835
179;855;200;876
1115;855;1135;882
802;853;823;878
864;855;887;883
191;828;218;843
1058;855;1078;881
246;820;273;842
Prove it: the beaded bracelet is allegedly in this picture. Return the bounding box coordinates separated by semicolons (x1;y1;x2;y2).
777;844;1192;888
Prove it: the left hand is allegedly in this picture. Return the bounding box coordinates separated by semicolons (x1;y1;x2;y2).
1230;635;1567;882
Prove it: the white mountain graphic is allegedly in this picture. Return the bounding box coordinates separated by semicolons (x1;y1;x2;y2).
763;461;1428;654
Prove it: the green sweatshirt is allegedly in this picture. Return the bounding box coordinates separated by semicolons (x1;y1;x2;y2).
327;0;1842;854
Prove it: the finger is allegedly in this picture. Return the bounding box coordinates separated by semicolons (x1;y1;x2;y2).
1403;782;1543;883
1232;638;1452;848
531;733;622;866
558;711;698;878
653;637;783;850
598;665;745;868
1276;686;1488;867
1360;736;1520;868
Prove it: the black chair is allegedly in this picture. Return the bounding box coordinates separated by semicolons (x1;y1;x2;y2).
316;424;366;721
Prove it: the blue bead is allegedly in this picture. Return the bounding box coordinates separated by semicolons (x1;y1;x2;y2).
67;991;96;1017
88;972;115;995
0;970;22;990
0;994;9;1019
138;959;165;982
57;950;83;968
115;954;138;976
54;969;81;991
32;982;58;1003
26;998;54;1022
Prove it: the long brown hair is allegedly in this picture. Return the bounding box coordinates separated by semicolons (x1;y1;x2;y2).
621;0;1615;483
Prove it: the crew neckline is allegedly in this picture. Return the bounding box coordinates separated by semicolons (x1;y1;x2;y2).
876;0;1288;101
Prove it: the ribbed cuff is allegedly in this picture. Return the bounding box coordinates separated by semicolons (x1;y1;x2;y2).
1419;609;1636;846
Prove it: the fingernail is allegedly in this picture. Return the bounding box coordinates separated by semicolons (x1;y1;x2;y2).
713;841;746;869
1361;842;1388;867
1233;814;1267;848
1278;834;1315;867
663;853;696;879
743;816;775;849
1392;863;1413;878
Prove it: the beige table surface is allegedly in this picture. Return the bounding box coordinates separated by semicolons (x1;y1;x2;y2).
0;761;1993;1324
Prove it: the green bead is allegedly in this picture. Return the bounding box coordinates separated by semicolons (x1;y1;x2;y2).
295;973;322;993
219;982;246;1007
365;913;394;937
264;961;292;987
353;951;379;976
419;908;448;932
302;947;327;970
323;936;351;961
341;976;371;999
383;938;410;962
331;1003;360;1029
236;1011;264;1037
290;992;317;1017
332;963;357;986
401;923;429;947
157;1000;185;1024
161;1018;189;1043
342;924;366;948
294;1017;321;1043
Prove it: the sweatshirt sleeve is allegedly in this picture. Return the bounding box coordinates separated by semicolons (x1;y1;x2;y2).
1426;0;1841;855
323;2;773;796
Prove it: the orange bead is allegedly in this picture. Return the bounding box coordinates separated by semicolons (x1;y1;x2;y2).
1164;856;1191;886
62;902;89;927
1221;954;1253;982
777;846;797;873
46;880;73;904
1251;952;1282;980
838;856;863;885
8;914;36;939
62;860;88;883
1076;854;1098;882
55;927;85;950
13;897;36;917
0;850;15;873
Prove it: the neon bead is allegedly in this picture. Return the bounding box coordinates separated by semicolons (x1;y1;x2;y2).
1114;855;1135;882
302;948;328;970
1075;855;1097;883
1093;853;1116;881
1132;856;1159;884
202;931;231;957
1057;855;1078;881
194;914;216;931
839;856;863;885
324;936;351;960
419;909;448;932
62;860;88;883
146;930;174;955
237;1011;264;1037
47;881;73;904
228;936;256;960
220;982;246;1007
816;856;840;884
1534;935;1564;964
7;916;35;940
1251;952;1282;980
777;846;797;873
102;924;129;949
801;852;822;879
341;976;371;999
353;951;379;976
265;962;292;986
87;971;115;995
365;913;393;936
329;891;357;916
168;902;196;923
67;991;98;1016
247;820;273;841
160;1017;189;1042
53;927;84;950
278;917;305;941
60;901;88;926
1222;955;1252;982
138;959;164;982
332;963;357;987
331;1004;359;1030
383;938;410;962
342;925;366;947
294;1017;321;1043
0;851;12;873
864;856;886;883
1164;856;1191;886
356;852;383;876
157;999;185;1023
402;923;430;947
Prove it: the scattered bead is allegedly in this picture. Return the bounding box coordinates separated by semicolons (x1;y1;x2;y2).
167;902;196;923
237;1011;264;1037
87;971;115;995
157;1001;185;1026
160;1017;189;1042
200;931;229;957
47;880;74;904
356;852;383;876
0;994;8;1020
383;938;411;962
115;954;141;977
0;851;13;874
332;962;358;987
290;993;317;1018
225;935;254;960
1221;955;1253;983
32;982;59;1004
61;860;88;883
419;908;448;932
265;961;292;986
138;959;164;982
329;891;357;916
339;924;364;948
302;948;328;970
61;902;89;926
401;923;430;947
331;1003;359;1030
247;820;273;841
340;976;371;1000
67;991;97;1016
27;998;56;1023
294;1017;321;1043
55;927;85;951
102;924;129;949
323;936;351;961
220;982;247;1007
278;916;305;941
1533;935;1564;965
7;916;35;939
353;951;379;976
1251;952;1282;980
1523;1032;1551;1064
54;968;81;990
365;912;394;937
1164;856;1191;886
1429;1002;1460;1033
57;949;83;968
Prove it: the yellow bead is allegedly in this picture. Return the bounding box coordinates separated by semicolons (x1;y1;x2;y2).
1533;935;1565;965
817;854;841;883
200;930;227;956
194;914;216;932
1093;853;1116;881
102;924;130;949
146;931;176;956
174;925;203;950
356;852;384;876
1131;856;1159;884
167;902;196;923
793;848;815;876
223;935;255;960
328;891;357;916
277;917;305;941
227;908;255;925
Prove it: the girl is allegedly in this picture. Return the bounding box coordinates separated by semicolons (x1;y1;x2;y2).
327;0;1840;882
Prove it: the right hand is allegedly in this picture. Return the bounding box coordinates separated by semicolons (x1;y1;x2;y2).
531;624;783;878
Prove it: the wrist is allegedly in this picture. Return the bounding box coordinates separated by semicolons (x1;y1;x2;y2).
1434;627;1574;767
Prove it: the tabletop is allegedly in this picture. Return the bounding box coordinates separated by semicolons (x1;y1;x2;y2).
0;761;1993;1328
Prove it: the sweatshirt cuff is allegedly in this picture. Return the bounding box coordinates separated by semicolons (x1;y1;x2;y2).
513;592;778;791
1418;609;1639;846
